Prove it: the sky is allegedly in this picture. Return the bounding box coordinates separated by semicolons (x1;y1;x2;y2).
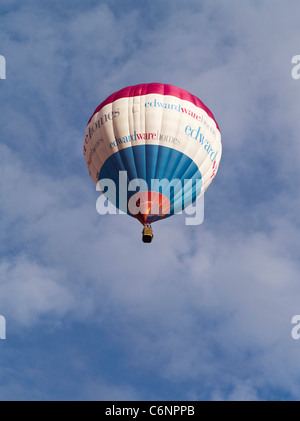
1;0;300;401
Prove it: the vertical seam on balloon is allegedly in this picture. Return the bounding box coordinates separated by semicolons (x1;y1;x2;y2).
126;95;140;181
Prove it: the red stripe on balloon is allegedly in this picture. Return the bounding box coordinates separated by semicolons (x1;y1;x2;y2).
87;83;220;131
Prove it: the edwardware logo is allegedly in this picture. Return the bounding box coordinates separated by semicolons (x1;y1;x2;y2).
0;55;6;79
0;315;6;339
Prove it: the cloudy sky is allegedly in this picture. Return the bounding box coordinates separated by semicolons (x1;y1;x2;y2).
1;0;300;401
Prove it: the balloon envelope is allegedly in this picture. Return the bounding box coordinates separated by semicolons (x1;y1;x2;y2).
84;83;222;224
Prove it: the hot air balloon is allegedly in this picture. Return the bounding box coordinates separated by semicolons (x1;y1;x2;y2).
83;83;221;242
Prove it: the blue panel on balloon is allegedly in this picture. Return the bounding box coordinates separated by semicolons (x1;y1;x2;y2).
99;145;202;218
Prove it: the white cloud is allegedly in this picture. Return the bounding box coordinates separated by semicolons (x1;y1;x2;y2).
0;255;74;327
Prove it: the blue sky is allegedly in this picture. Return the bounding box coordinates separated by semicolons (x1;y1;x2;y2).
1;0;300;401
